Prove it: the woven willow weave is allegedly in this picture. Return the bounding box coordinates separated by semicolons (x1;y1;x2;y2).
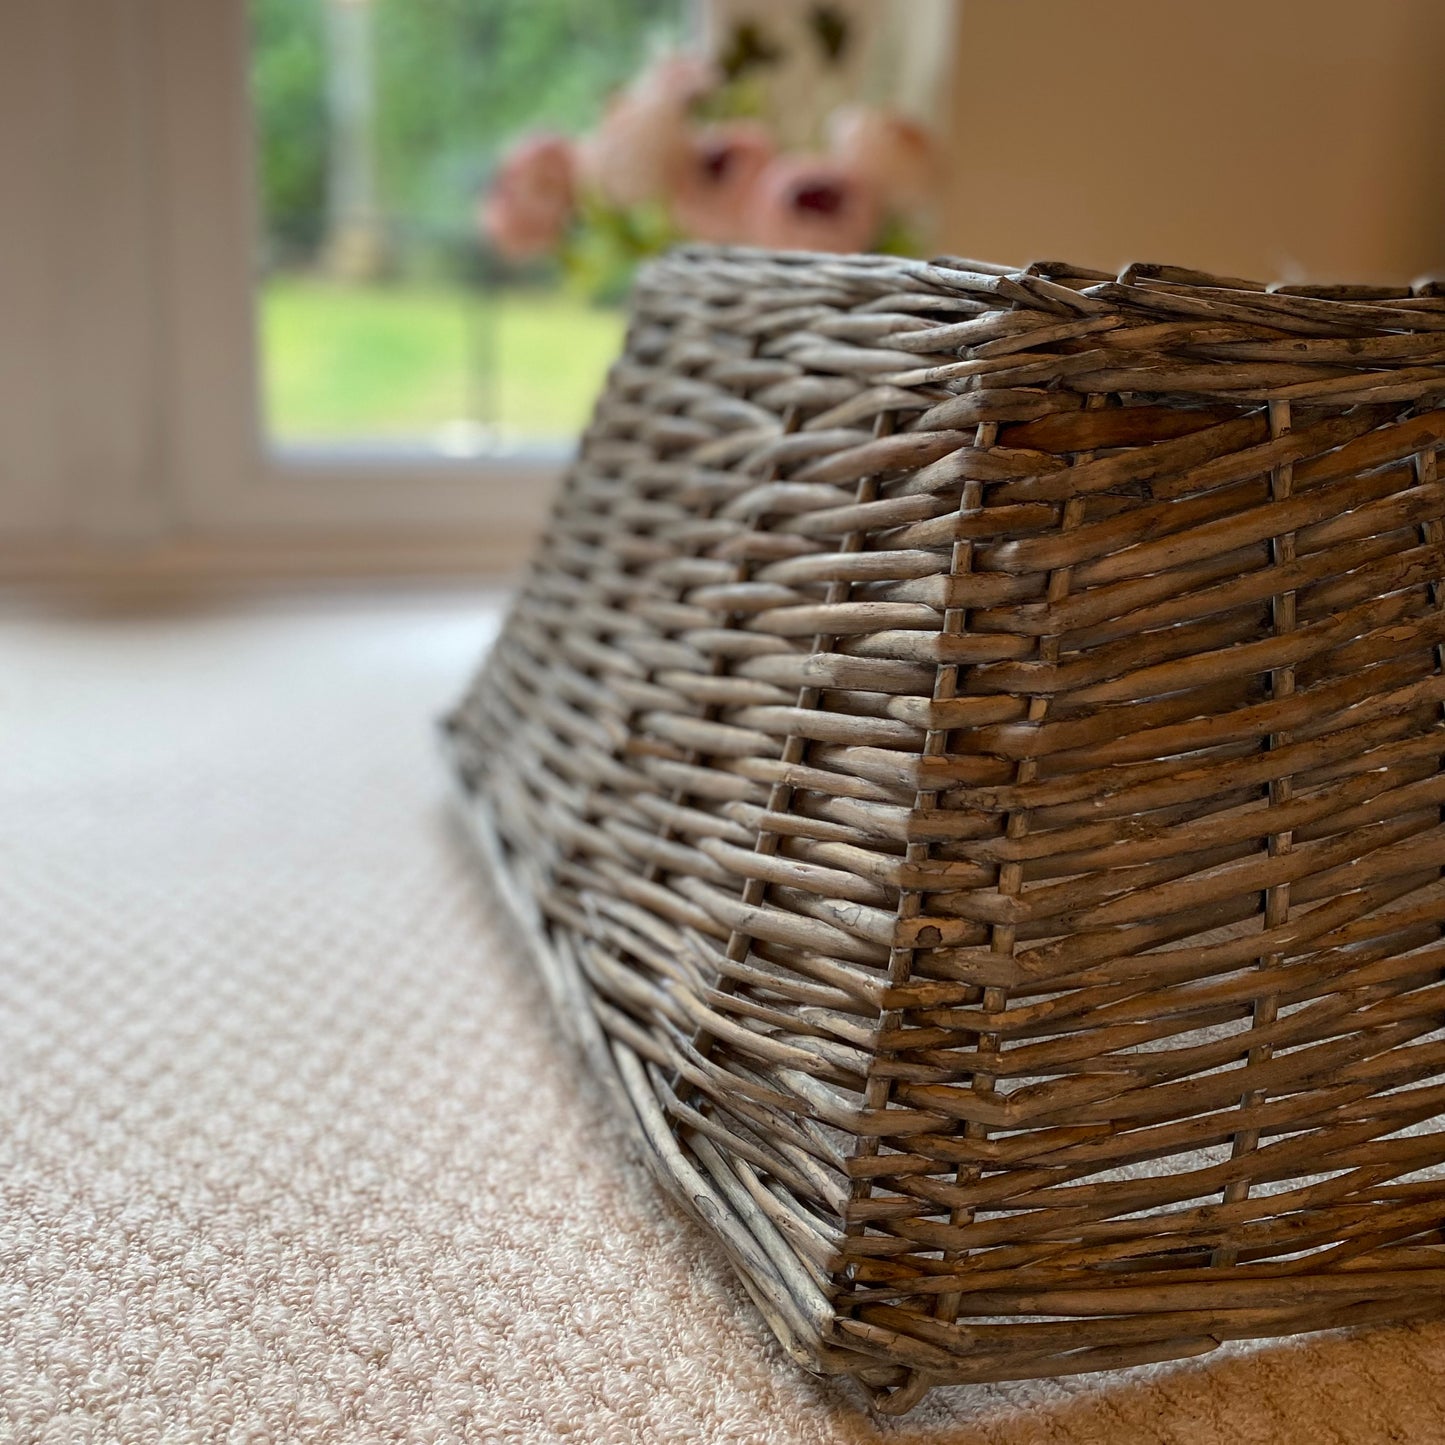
445;246;1445;1412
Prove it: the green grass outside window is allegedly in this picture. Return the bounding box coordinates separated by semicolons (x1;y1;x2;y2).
259;278;625;444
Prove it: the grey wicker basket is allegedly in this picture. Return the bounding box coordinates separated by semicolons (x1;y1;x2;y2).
445;245;1445;1412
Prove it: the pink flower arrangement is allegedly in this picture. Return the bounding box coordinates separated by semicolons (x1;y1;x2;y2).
479;50;936;287
746;155;881;255
480;133;576;261
826;104;937;210
574;56;718;209
668;122;776;244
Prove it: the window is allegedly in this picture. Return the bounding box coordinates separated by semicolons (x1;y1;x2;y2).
251;0;682;454
0;0;687;578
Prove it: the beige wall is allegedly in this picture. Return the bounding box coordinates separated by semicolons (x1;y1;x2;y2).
939;0;1445;286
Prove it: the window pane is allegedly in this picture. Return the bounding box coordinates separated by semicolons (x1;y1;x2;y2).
249;0;682;451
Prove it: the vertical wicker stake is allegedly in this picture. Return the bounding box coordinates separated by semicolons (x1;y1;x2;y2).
446;246;1445;1413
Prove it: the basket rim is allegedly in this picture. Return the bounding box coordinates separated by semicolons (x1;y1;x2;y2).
644;242;1445;325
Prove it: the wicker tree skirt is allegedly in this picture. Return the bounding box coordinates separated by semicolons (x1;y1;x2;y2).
445;246;1445;1412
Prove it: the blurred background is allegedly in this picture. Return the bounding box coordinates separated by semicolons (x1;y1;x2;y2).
251;0;682;451
250;0;954;452
2;0;1444;591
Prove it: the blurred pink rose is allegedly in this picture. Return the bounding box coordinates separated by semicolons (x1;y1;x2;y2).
577;94;685;208
668;122;775;244
577;52;720;208
827;105;935;209
746;157;881;254
481;133;575;260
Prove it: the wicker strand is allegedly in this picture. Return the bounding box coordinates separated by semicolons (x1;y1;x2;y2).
640;398;805;895
876;401;1109;1411
866;412;1008;1415
1214;398;1297;1266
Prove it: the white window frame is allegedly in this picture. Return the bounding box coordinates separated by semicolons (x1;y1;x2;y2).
1;0;563;584
159;0;563;535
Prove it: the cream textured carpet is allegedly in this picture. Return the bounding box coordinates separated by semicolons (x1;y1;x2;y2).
5;588;1445;1445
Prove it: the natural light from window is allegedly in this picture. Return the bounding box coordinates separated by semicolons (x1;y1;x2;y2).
249;0;682;455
